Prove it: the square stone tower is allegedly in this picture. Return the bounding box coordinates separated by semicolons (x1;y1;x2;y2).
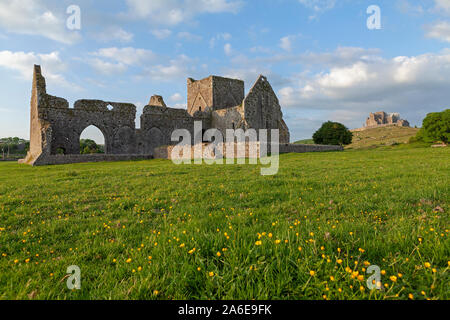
187;75;244;115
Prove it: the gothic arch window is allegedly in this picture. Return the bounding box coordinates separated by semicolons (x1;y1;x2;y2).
79;125;106;154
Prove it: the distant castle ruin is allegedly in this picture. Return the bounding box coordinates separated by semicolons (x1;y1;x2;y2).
353;111;410;132
20;65;342;166
365;111;410;128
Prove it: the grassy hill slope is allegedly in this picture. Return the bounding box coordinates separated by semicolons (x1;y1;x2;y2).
347;126;420;149
293;139;314;145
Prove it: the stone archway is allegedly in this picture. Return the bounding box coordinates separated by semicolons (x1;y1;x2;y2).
78;124;110;154
79;125;106;154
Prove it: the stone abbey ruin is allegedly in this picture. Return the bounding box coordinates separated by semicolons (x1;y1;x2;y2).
20;65;342;166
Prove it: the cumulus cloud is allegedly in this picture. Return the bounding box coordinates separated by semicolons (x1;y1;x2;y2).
397;0;424;15
278;47;450;130
299;47;381;66
88;58;128;76
151;29;172;39
177;31;202;41
139;55;193;81
0;50;77;89
0;0;80;44
425;21;450;42
169;93;183;102
433;0;450;14
224;43;233;56
95;27;134;43
88;47;156;75
209;32;232;48
298;0;336;11
298;0;337;19
124;0;242;25
279;35;302;52
92;47;156;66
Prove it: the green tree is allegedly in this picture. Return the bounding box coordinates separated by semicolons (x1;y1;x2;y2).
313;121;353;146
0;137;29;157
415;109;450;144
80;139;104;154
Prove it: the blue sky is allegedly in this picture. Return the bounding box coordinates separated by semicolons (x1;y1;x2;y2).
1;0;450;142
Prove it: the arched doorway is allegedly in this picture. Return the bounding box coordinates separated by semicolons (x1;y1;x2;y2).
79;125;106;154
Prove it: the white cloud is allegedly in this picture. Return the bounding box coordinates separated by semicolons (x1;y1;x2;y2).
88;58;128;76
249;46;273;54
151;29;172;39
170;103;188;109
280;35;298;52
298;0;337;11
88;47;156;76
0;50;77;89
278;48;450;129
224;43;233;56
425;21;450;42
140;55;193;81
209;32;232;48
124;0;242;25
299;47;381;66
0;0;80;44
91;47;156;66
177;32;202;41
397;0;424;15
169;93;183;102
434;0;450;14
95;27;134;43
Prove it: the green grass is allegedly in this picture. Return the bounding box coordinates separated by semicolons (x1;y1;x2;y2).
0;147;448;300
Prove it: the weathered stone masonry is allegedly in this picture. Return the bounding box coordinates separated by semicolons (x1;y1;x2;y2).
20;65;342;166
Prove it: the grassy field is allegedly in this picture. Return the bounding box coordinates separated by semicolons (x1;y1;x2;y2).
0;147;448;300
348;126;420;150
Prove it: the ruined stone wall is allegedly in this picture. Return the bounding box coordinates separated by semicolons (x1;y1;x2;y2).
21;65;138;165
187;77;214;114
139;104;211;155
187;76;244;115
211;76;244;110
242;75;290;143
211;105;247;135
31;154;152;166
41;99;137;155
279;143;343;153
154;142;342;160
